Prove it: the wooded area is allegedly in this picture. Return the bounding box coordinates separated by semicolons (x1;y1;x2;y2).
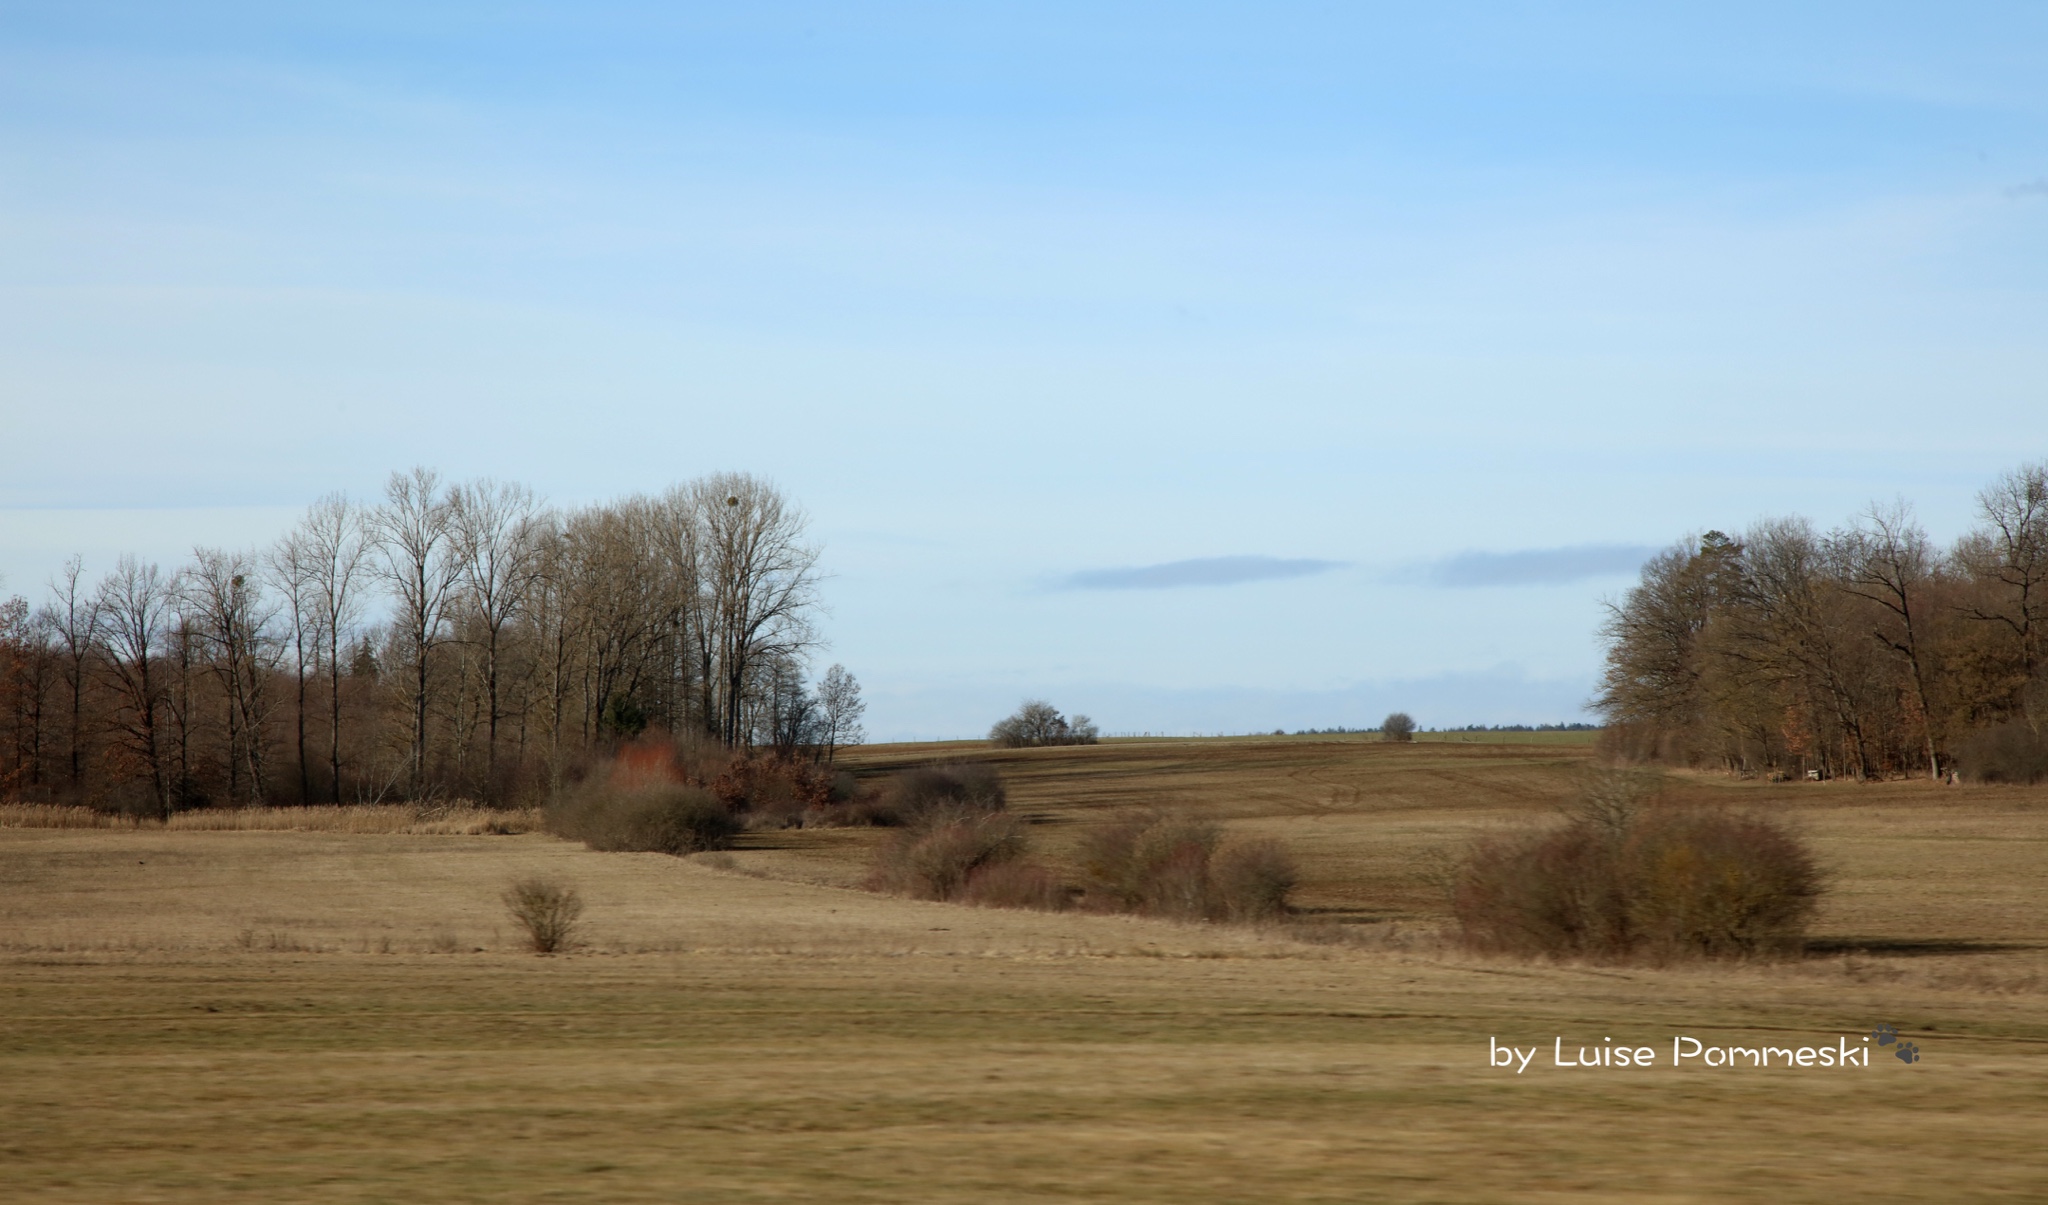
1598;461;2048;781
0;468;864;813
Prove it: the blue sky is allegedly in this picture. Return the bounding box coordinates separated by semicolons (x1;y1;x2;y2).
3;3;2045;738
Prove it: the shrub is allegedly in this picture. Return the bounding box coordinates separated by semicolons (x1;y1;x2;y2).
1210;838;1300;921
876;761;1006;826
545;781;739;855
868;812;1028;901
1381;712;1415;742
503;878;583;954
1623;809;1822;958
709;754;835;825
1449;794;1822;962
1077;810;1298;921
1954;719;2048;784
989;700;1100;748
957;861;1070;911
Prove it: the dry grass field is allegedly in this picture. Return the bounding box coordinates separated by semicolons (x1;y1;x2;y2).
4;735;2045;1202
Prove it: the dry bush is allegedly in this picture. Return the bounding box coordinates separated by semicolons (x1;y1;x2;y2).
1623;809;1823;957
867;812;1028;901
1450;792;1822;962
545;781;738;855
1078;809;1299;921
1210;838;1300;921
1954;719;2048;784
861;762;1006;828
956;861;1070;911
1080;809;1214;915
709;754;835;826
576;735;833;830
0;804;140;829
1381;712;1416;742
545;736;744;854
806;762;999;827
502;878;583;954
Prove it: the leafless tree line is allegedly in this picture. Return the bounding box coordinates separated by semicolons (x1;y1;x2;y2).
1597;461;2048;780
0;468;866;815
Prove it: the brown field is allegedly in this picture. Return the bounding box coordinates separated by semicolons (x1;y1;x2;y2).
4;736;2045;1203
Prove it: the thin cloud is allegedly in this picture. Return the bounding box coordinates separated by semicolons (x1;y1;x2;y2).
2007;178;2048;199
1062;555;1343;590
1417;544;1655;588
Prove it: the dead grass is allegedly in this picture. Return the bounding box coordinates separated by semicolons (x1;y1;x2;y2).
0;802;541;835
1;735;2044;1202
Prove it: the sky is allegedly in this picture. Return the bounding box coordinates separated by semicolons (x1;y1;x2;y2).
2;3;2046;739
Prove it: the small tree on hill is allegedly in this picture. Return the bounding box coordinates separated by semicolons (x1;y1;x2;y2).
989;700;1099;748
817;664;866;762
1382;712;1416;742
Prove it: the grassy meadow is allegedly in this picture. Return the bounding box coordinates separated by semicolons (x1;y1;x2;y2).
3;735;2045;1202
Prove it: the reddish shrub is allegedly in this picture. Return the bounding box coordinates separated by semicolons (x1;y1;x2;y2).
708;755;835;826
868;812;1027;901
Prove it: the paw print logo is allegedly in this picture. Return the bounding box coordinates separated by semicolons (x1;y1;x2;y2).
1872;1023;1899;1046
1894;1041;1920;1065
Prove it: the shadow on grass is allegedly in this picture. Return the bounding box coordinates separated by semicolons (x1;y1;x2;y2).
1287;905;1408;925
1806;937;2040;958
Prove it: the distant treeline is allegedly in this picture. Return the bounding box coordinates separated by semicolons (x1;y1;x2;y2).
1437;723;1599;733
1599;460;2048;782
0;468;865;815
1288;722;1597;736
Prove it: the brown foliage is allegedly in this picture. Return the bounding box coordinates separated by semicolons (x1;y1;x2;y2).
875;762;1005;824
708;753;834;824
1449;785;1823;962
1954;720;2048;784
545;743;740;854
867;812;1029;901
1597;465;2048;780
1077;808;1300;921
956;861;1071;911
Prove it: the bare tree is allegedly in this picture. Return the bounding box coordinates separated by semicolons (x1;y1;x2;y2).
817;664;865;761
9;465;862;805
557;501;664;741
450;478;546;797
269;527;319;802
754;653;820;756
40;557;99;792
646;485;707;737
182;548;281;804
0;591;56;794
371;468;460;797
1597;540;1714;745
1731;518;1879;779
1838;501;1944;778
1964;462;2048;693
299;494;370;802
694;475;821;747
94;556;177;816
